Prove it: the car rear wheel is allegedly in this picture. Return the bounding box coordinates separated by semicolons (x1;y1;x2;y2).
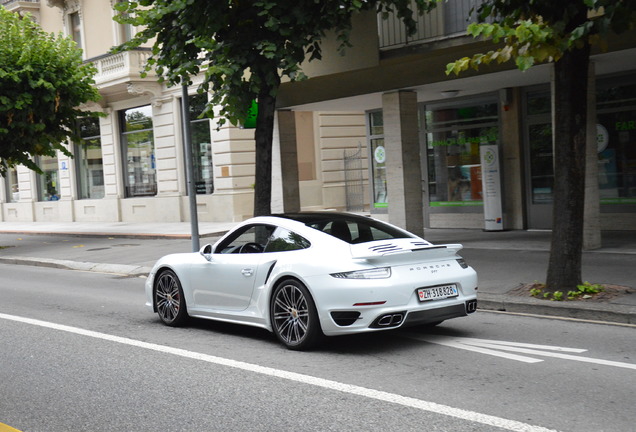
154;269;188;326
271;279;322;350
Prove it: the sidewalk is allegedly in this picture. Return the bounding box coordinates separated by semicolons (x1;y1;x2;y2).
0;221;237;239
1;221;634;325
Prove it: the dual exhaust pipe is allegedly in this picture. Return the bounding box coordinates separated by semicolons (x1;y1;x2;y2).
465;299;478;313
375;312;405;327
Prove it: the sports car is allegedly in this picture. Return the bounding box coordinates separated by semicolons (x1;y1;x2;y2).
145;212;478;350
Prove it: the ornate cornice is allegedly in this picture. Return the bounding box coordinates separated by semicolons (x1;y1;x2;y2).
78;101;108;114
46;0;65;9
127;82;171;107
46;0;81;14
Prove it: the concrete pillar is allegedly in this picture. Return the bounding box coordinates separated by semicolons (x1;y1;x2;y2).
382;91;424;236
499;87;525;230
418;120;430;228
274;110;301;213
0;171;6;204
584;62;601;250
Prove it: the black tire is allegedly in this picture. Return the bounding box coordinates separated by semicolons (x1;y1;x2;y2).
270;279;322;350
154;269;188;326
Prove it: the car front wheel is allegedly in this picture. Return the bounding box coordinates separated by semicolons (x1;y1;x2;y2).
271;279;322;350
154;269;188;326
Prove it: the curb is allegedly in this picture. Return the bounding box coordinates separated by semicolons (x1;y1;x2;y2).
477;293;636;325
0;230;228;240
0;256;151;277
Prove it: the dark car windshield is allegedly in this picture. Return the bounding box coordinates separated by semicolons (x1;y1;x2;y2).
277;213;413;244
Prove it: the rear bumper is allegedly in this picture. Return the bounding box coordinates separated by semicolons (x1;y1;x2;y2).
306;265;478;336
403;300;477;327
318;295;478;336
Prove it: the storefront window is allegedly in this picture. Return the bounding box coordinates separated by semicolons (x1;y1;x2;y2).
597;80;636;204
526;91;553;204
525;81;636;206
37;155;61;201
425;102;498;206
528;122;553;204
187;94;214;195
120;105;156;197
368;111;387;208
4;166;19;202
76;117;104;199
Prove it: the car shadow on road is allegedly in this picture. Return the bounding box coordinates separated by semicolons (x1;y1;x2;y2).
317;324;478;355
142;315;478;355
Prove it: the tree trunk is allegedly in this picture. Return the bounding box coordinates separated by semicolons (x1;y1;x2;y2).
253;91;276;217
545;44;591;292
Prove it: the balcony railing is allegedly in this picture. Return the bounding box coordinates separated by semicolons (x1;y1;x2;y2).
1;0;40;5
89;49;154;87
378;0;479;49
2;0;40;15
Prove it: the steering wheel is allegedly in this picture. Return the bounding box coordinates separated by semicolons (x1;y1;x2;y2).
238;242;263;254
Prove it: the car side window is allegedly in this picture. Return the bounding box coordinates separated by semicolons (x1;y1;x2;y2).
215;224;276;254
264;227;310;252
310;219;409;244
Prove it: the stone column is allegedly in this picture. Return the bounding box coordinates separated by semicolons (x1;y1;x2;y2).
499;87;525;230
275;110;301;213
382;91;424;236
584;62;601;250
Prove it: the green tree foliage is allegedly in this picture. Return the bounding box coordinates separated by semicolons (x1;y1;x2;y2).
446;0;636;292
447;0;636;75
113;0;438;216
0;7;101;175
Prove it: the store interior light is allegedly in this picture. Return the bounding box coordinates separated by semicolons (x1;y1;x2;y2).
441;90;460;98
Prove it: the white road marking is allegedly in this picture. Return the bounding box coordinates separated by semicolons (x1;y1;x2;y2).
0;312;557;432
409;334;636;370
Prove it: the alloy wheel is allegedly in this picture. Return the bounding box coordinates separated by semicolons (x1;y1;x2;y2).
155;270;187;326
271;279;322;350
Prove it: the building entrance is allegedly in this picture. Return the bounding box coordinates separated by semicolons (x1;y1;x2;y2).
524;116;553;229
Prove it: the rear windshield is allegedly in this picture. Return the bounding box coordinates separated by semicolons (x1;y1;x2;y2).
279;213;413;244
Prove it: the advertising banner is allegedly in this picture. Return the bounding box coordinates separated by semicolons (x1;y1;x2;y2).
480;145;503;231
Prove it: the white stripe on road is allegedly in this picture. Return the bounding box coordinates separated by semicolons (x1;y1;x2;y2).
412;336;545;363
0;312;557;432
408;335;636;370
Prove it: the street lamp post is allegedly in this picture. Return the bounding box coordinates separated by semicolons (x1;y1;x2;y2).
180;82;200;252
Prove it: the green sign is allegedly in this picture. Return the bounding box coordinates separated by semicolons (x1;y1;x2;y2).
430;201;484;207
242;100;258;129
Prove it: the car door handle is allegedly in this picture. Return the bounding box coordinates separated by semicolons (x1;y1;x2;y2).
241;268;254;277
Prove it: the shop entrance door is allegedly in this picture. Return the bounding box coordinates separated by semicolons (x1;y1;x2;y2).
524;116;554;229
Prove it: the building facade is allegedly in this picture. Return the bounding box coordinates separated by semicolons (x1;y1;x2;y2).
2;0;635;232
277;4;636;232
0;0;371;224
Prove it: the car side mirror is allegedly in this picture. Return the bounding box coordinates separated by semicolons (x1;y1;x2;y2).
200;244;213;261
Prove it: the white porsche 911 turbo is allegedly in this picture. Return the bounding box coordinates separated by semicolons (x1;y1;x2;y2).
145;212;478;350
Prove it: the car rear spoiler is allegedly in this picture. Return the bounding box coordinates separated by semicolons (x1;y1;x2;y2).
350;239;464;264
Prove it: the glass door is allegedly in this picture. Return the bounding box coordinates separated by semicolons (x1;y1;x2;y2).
525;119;553;229
524;90;553;229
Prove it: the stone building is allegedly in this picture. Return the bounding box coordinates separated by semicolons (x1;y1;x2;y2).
2;0;635;233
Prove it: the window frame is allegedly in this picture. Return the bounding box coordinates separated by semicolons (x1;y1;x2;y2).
75;117;105;200
119;105;157;198
36;154;61;202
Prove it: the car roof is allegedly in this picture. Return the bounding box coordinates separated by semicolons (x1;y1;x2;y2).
274;211;373;225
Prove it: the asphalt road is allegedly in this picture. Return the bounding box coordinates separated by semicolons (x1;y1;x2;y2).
1;264;635;432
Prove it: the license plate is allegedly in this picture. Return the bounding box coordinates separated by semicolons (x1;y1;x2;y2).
417;284;458;302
